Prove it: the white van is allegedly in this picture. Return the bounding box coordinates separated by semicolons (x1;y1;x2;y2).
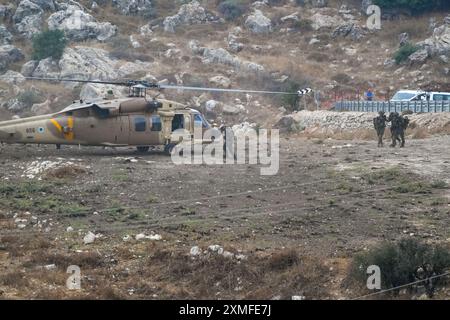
391;90;450;102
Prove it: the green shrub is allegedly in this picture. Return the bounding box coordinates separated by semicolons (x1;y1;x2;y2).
293;19;313;31
374;0;450;14
351;239;450;297
281;81;302;110
393;43;418;64
218;0;248;21
32;30;67;61
17;90;43;108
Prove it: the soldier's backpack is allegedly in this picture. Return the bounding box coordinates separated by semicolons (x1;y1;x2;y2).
373;116;385;129
402;117;410;130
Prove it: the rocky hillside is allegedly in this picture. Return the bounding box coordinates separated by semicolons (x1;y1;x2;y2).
0;0;449;127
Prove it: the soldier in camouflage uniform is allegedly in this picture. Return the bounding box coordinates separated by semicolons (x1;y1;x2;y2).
398;115;410;148
388;112;409;147
373;111;388;147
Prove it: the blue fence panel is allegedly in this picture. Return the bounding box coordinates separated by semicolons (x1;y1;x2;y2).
332;101;450;113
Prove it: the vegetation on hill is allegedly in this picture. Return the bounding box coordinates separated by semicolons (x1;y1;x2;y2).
374;0;450;15
32;30;67;61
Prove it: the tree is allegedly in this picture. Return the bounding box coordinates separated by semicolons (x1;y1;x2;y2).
32;30;67;61
218;0;248;21
374;0;450;14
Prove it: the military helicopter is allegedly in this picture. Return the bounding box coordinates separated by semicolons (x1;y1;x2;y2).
0;77;312;153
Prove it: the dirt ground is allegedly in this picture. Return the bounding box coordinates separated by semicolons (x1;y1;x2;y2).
1;135;450;300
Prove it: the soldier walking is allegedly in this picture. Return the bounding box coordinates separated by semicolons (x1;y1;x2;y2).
373;111;388;147
388;112;409;148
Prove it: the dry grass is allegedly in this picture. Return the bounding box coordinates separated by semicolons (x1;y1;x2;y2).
0;271;29;288
136;246;331;299
24;251;105;270
410;127;431;139
44;165;88;179
301;128;377;141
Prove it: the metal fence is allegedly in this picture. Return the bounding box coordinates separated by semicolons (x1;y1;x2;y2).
333;101;450;113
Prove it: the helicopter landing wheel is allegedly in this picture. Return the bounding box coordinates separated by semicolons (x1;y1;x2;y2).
136;146;150;153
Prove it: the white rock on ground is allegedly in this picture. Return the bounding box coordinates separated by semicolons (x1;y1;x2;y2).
83;231;96;244
310;13;344;30
245;10;272;34
189;40;264;73
190;246;201;256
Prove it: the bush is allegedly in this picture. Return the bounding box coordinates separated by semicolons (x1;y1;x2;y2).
218;0;248;21
393;43;419;64
374;0;450;14
17;90;43;108
293;19;313;31
32;30;67;61
351;239;450;297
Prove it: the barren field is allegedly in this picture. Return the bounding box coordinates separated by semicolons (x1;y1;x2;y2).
1;135;450;300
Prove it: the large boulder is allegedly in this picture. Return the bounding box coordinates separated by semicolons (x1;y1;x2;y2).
112;0;153;18
0;70;26;85
21;60;38;76
58;47;118;79
0;4;14;21
117;60;153;77
209;75;231;88
32;57;61;78
189;41;264;73
408;48;429;64
32;46;152;80
311;13;344;30
399;32;409;46
0;25;12;45
244;10;272;34
163;1;207;33
13;0;43;23
13;0;44;37
0;45;25;71
418;24;450;57
47;5;117;41
227;27;244;53
79;83;127;100
332;23;365;41
16;14;43;37
31;0;56;11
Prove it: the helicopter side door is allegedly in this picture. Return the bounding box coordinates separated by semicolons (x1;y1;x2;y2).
128;114;162;146
115;115;130;145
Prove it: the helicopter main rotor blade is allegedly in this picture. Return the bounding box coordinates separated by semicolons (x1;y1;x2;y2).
160;84;312;96
17;77;313;96
23;77;159;88
24;77;126;85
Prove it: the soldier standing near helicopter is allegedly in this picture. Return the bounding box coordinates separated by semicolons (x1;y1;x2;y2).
373;111;388;147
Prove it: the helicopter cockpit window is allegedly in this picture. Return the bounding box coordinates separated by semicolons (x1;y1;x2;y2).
151;115;162;132
194;114;210;129
134;117;146;132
